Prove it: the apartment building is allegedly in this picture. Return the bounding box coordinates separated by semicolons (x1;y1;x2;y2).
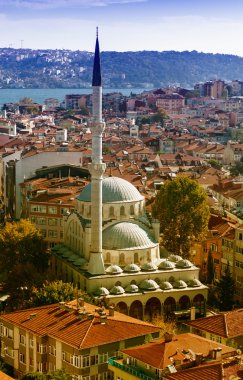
0;301;160;379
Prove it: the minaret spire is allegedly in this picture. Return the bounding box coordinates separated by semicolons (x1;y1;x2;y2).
88;29;106;275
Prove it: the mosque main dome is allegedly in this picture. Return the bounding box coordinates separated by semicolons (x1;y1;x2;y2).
77;176;144;203
103;222;156;250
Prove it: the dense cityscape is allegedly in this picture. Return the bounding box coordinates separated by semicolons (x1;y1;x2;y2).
0;3;243;379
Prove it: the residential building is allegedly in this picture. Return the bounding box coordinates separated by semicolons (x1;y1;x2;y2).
0;301;160;379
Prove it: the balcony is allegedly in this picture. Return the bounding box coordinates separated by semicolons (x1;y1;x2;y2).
108;358;154;380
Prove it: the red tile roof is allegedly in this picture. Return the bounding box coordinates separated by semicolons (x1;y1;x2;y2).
121;333;235;369
186;309;243;338
0;301;160;350
164;363;223;380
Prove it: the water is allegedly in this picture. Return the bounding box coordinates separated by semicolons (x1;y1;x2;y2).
0;88;148;107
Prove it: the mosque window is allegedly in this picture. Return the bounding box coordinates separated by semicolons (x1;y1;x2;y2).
109;206;115;217
130;205;135;215
115;281;122;286
106;252;111;263
119;253;125;265
120;206;125;216
131;280;137;285
147;251;151;262
134;253;139;263
81;204;84;213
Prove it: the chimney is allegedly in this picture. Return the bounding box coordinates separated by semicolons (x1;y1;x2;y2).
195;353;203;366
164;332;173;342
215;347;222;360
78;298;84;307
109;306;114;317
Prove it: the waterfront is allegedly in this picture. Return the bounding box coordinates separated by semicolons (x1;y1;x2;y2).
0;88;149;107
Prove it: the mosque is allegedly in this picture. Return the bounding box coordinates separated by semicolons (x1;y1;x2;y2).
51;31;208;320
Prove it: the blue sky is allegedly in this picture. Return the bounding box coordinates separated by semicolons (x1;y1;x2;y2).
1;0;243;56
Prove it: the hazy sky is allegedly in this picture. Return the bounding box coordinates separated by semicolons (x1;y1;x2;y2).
1;0;243;56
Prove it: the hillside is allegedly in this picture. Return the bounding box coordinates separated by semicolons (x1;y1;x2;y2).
1;48;243;89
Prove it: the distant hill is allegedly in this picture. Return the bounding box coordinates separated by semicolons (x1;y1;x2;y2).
1;48;243;89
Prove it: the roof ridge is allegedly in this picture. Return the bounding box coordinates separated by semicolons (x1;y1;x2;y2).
78;315;95;349
224;313;229;338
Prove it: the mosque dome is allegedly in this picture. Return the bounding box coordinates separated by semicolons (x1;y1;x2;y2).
125;284;139;293
168;254;182;262
77;176;144;203
103;222;156;250
105;265;123;275
141;262;158;271
158;260;175;270
188;279;202;287
124;264;141;273
160;281;173;290
173;280;187;289
110;286;125;295
94;287;110;296
176;259;193;269
139;279;159;291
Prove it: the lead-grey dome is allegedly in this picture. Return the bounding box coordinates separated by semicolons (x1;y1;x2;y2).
174;280;187;289
105;265;123;275
103;222;156;250
125;284;139;293
77;176;144;203
94;287;110;296
139;279;159;290
110;286;125;295
158;260;175;270
176;259;193;269
160;281;173;290
124;264;141;273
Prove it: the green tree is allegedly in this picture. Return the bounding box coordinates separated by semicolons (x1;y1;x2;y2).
207;249;215;285
30;280;93;307
229;161;243;177
0;220;49;309
151;108;168;126
217;263;235;311
152;177;210;258
19;97;34;104
208;159;222;170
21;369;71;380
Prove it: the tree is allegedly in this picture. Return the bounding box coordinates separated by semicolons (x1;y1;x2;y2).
207;159;222;170
229;161;243;177
0;220;49;309
217;263;235;311
21;369;71;380
152;177;210;258
30;280;93;307
207;249;215;284
19;97;34;105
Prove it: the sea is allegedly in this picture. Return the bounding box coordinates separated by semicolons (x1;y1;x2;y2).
0;88;149;108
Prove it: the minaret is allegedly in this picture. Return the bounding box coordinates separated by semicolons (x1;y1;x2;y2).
88;28;106;275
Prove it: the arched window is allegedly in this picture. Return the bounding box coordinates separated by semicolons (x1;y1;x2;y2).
134;252;139;264
119;253;125;265
120;206;125;216
147;251;151;262
109;206;115;218
115;281;122;286
130;205;135;215
106;252;111;263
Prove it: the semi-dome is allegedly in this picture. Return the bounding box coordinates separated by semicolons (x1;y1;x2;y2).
77;176;144;203
103;222;156;250
125;284;139;293
173;280;187;289
124;263;141;273
176;259;193;269
139;279;159;291
188;279;202;287
105;265;123;275
141;262;158;271
160;281;173;290
168;254;182;262
110;286;125;295
158;260;175;270
94;287;110;296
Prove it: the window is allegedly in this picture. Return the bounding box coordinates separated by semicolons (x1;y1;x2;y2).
8;329;13;339
20;334;26;346
20;353;25;364
61;207;69;215
30;339;34;349
239;233;243;241
48;218;57;226
71;355;80;368
37;343;47;354
31;205;46;213
98;353;108;364
49;345;56;356
48;206;57;214
49;362;56;371
62;351;67;361
48;230;58;238
5;347;14;357
82;355;90;367
36;217;46;225
30;216;36;223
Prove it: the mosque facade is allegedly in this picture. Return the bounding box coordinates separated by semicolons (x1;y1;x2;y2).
51;32;208;321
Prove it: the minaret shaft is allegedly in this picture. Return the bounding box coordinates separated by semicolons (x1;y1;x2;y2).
88;32;106;275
